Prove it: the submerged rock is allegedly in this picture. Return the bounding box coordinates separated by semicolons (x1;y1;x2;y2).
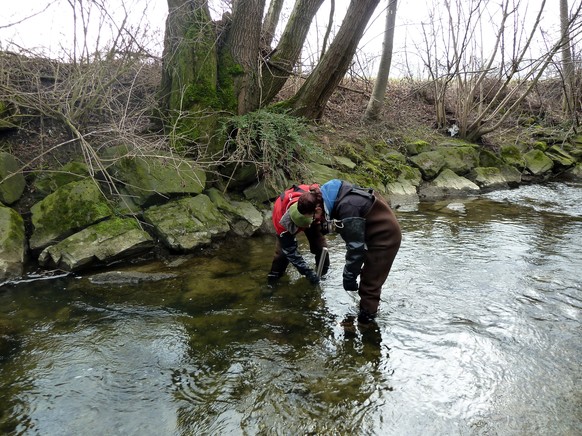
88;270;178;285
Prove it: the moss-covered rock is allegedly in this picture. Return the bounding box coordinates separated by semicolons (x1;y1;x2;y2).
469;167;510;192
545;145;575;168
33;161;90;196
500;145;526;169
206;188;263;237
438;146;480;175
0;152;26;205
499;165;522;187
563;163;582;180
38;217;154;271
0;204;26;279
397;165;423;186
30;179;114;251
408;150;446;179
243;178;282;203
304;162;341;186
418;168;480;200
333;156;357;170
479;149;505;167
110;153;206;206
143;194;230;251
523;149;554;175
405;140;431;155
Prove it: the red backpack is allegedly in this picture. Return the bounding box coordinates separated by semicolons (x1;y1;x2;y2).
272;184;317;235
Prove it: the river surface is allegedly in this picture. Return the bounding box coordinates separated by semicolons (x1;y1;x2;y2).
1;182;581;435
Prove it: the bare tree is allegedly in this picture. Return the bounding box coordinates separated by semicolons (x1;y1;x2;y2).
560;0;577;116
261;0;285;50
417;0;582;142
363;0;398;122
285;0;381;119
260;0;325;105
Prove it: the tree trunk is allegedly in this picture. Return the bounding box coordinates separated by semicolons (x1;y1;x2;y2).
223;0;266;115
288;0;381;119
560;0;576;115
363;0;398;122
160;0;217;113
260;0;325;105
261;0;285;50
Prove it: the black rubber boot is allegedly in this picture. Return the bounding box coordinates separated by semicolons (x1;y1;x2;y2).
357;307;377;325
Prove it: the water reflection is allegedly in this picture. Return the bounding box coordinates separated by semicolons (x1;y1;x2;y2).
0;183;581;435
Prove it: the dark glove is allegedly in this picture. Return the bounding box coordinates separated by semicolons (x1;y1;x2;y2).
305;269;320;285
343;278;358;291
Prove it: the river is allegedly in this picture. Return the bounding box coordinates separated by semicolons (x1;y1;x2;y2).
1;182;581;435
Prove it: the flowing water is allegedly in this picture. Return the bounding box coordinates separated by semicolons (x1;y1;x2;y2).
1;182;581;435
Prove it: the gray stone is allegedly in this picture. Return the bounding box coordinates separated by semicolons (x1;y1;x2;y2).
38;217;154;271
409;150;445;179
419;168;480;200
30;179;114;251
206;188;263;237
469;167;510;191
0;205;26;280
143;195;230;251
333;156;357;170
88;270;178;285
0;152;26;205
111;153;206;206
523;149;554;175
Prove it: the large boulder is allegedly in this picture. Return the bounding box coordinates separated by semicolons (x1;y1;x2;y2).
418;168;480;200
563;163;582;180
523;149;554;176
0;205;26;280
243;179;281;203
408;150;446;179
205;188;263;237
469;167;511;191
305;162;342;185
0;152;26;205
32;161;90;196
143;194;230;251
29;179;114;251
545;145;576;169
385;180;419;211
500;144;526;169
38;217;154;271
439;146;480;175
110;153;206;206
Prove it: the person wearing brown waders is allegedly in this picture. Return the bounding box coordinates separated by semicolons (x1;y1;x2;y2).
297;179;401;324
267;184;330;286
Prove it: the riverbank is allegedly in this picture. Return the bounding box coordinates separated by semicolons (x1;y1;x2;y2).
1;56;581;281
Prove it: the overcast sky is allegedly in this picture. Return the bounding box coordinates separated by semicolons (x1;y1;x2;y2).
0;0;571;78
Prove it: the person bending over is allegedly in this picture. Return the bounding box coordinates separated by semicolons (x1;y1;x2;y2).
297;179;401;323
268;184;330;285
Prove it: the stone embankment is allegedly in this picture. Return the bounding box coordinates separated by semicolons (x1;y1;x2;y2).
0;136;581;281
